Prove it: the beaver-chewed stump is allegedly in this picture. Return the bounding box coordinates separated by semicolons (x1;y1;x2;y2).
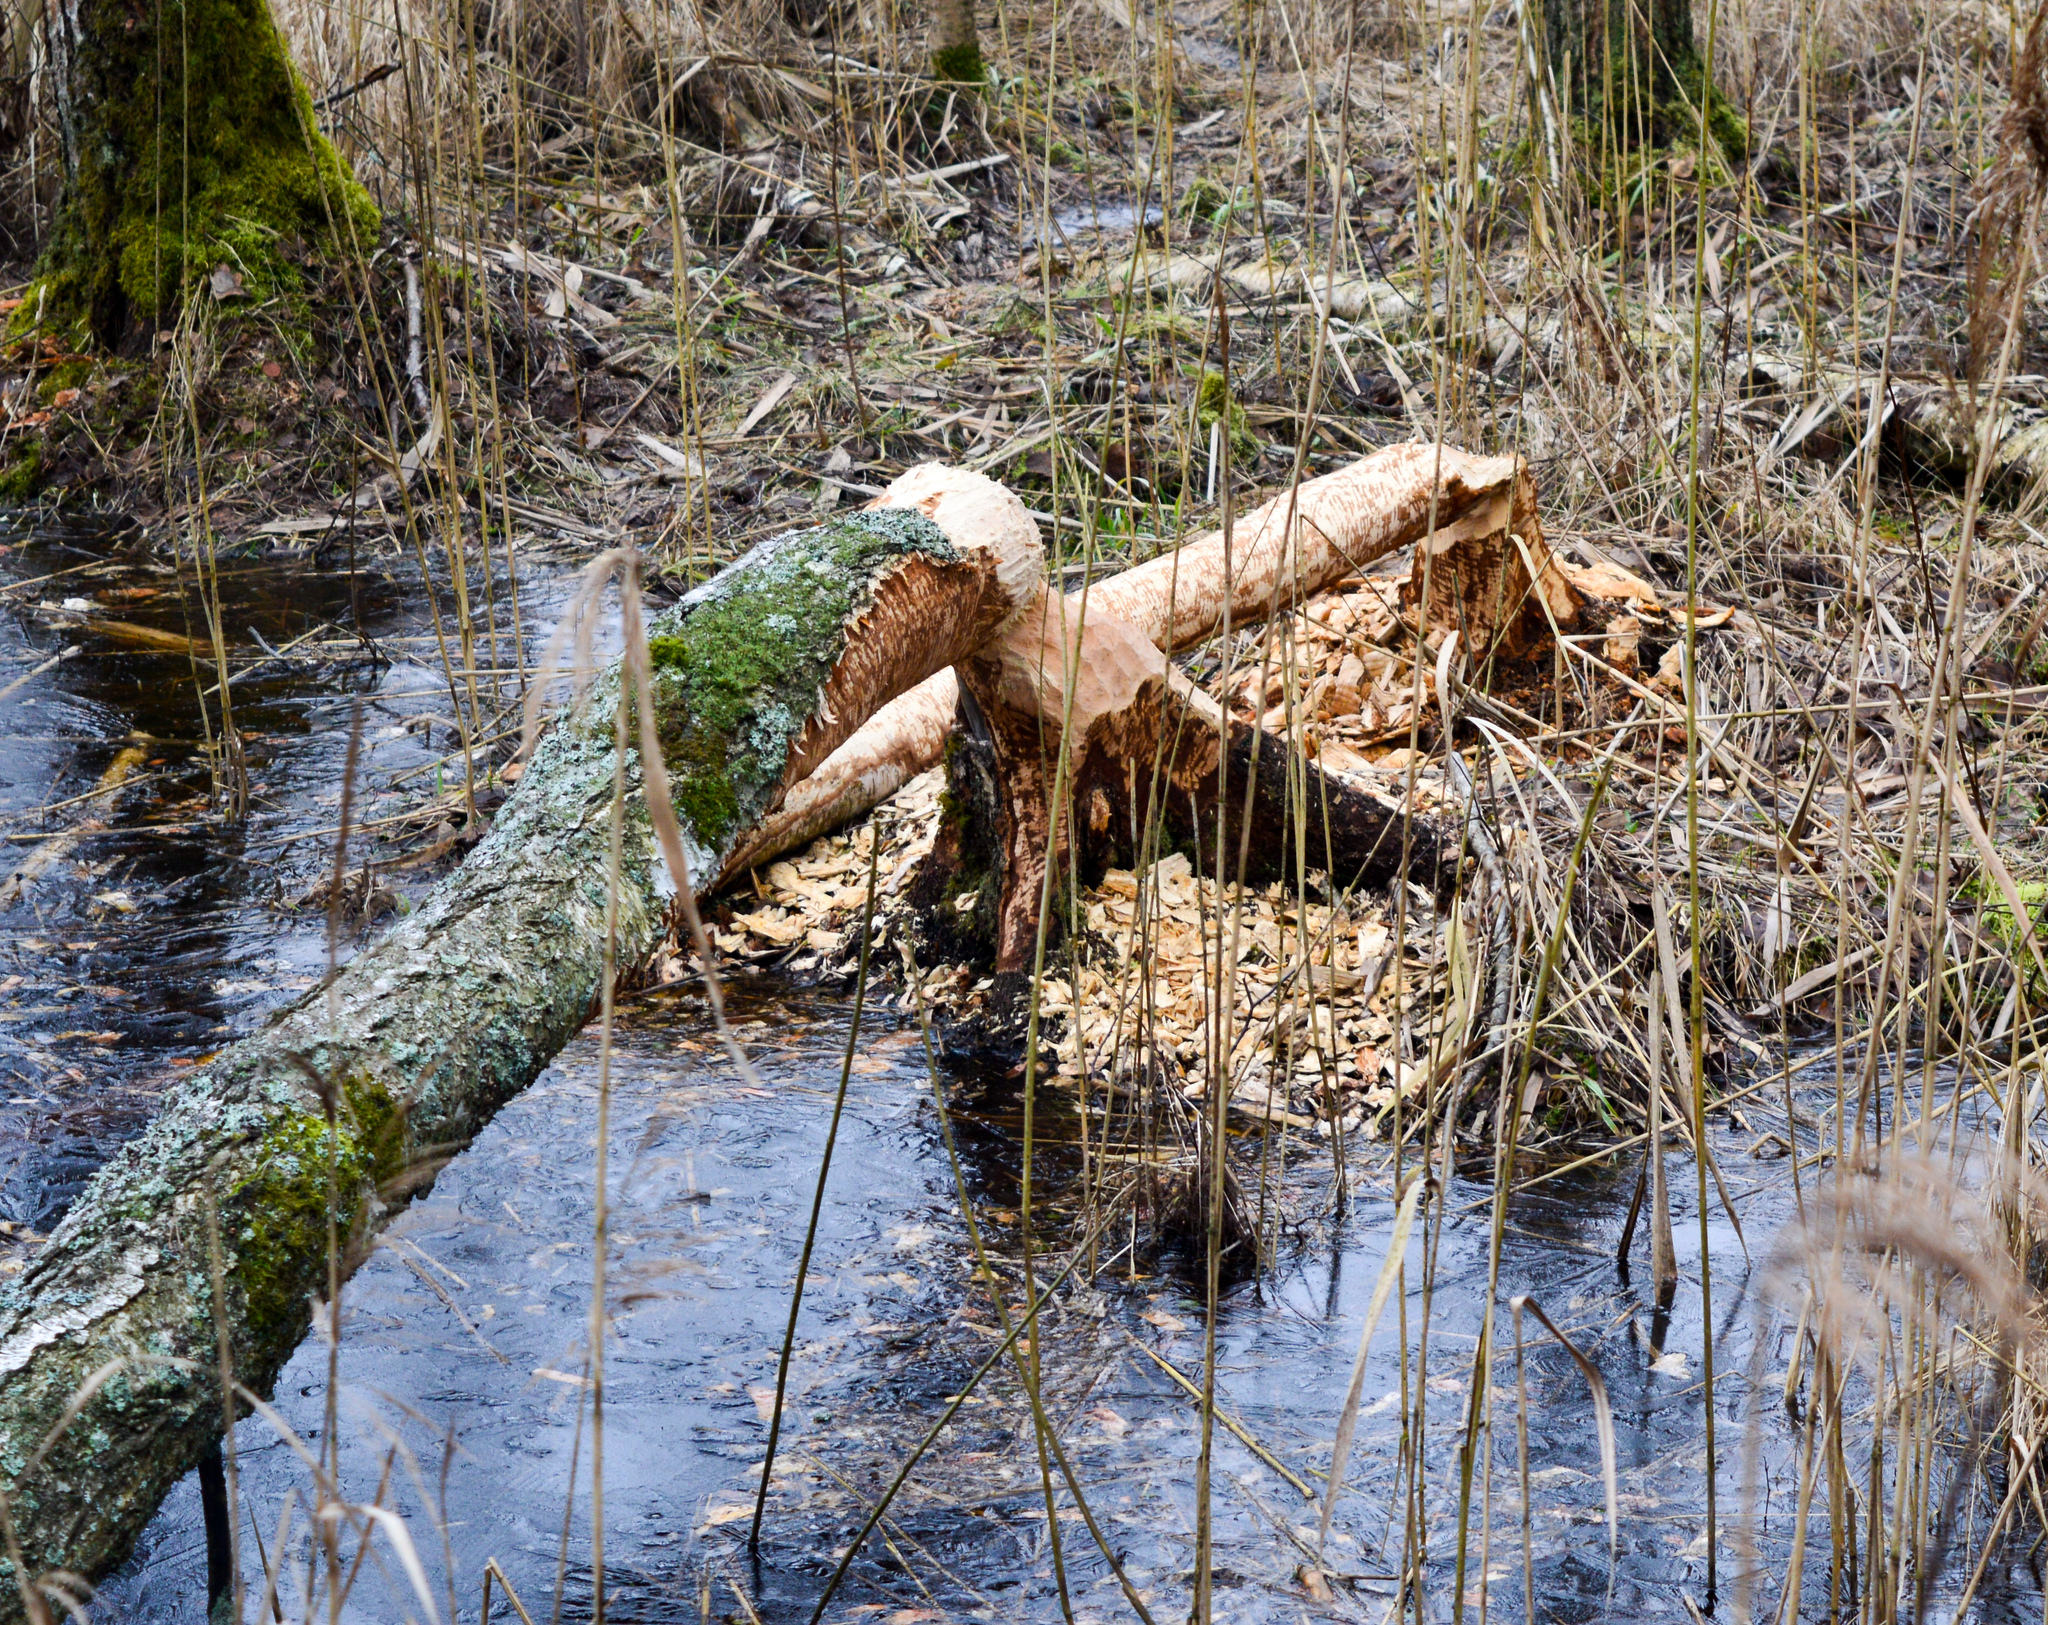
907;663;1464;1031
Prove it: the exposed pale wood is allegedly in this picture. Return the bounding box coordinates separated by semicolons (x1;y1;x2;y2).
748;443;1569;872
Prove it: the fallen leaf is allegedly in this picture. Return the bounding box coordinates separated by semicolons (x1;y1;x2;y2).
1086;1405;1130;1438
1140;1308;1187;1332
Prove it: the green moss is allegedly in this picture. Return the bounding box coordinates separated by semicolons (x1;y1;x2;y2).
641;508;957;852
36;0;380;347
229;1110;375;1354
0;441;43;503
931;40;988;84
1981;880;2048;951
35;359;93;404
1565;60;1749;203
1663;50;1749;163
340;1073;407;1186
1195;368;1256;464
1179;175;1238;228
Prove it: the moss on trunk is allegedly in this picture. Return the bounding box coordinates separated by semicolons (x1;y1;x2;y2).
930;0;985;84
645;508;959;853
1541;0;1745;158
39;0;378;349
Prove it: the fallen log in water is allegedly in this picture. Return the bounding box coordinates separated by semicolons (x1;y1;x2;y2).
0;478;1043;1616
0;445;1560;1611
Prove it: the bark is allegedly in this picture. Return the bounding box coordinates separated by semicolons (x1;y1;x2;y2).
749;442;1573;874
40;0;377;346
0;476;1044;1616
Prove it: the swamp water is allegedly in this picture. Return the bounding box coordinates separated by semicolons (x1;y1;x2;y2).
0;522;1965;1623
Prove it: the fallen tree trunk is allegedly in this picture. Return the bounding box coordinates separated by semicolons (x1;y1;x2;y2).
0;446;1559;1609
0;480;1043;1616
745;441;1575;872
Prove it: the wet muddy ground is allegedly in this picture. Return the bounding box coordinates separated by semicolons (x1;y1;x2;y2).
0;522;1968;1623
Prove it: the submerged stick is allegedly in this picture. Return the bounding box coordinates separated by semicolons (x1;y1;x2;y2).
0;473;1044;1611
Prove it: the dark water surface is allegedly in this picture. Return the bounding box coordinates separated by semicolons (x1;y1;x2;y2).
0;518;472;1223
0;522;1929;1623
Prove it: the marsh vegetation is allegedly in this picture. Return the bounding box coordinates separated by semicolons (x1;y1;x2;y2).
0;0;2047;1617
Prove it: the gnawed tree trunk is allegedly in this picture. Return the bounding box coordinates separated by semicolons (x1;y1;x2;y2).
915;641;1464;989
0;484;1043;1616
902;444;1578;997
41;0;378;346
761;443;1576;901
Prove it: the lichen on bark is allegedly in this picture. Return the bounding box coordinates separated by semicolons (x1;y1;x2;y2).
0;497;993;1616
39;0;379;348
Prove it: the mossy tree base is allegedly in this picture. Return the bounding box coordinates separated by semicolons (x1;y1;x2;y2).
41;0;378;349
1541;0;1746;163
930;41;987;83
929;0;985;85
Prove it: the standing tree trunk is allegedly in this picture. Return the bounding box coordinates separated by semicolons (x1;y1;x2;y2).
40;0;379;348
929;0;984;84
1538;0;1740;153
0;480;1044;1618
